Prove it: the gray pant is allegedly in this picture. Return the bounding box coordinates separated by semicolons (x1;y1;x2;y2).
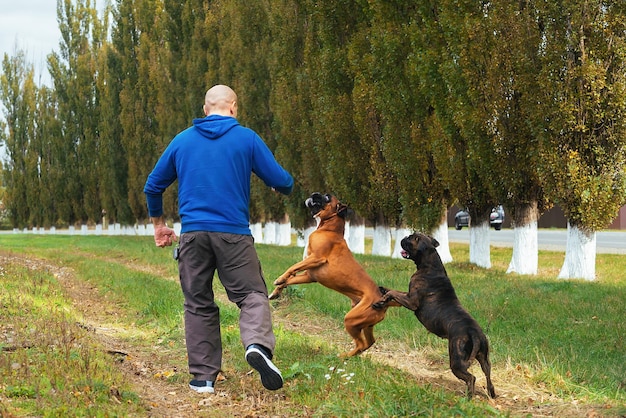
177;231;276;381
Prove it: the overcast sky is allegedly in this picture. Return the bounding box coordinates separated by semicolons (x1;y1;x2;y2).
0;1;64;84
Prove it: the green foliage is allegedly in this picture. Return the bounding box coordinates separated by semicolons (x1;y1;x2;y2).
347;1;405;226
267;0;326;228
115;0;169;222
1;0;626;237
307;0;381;220
535;1;626;230
0;51;37;228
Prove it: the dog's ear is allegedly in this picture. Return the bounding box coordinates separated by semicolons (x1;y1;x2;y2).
416;234;439;252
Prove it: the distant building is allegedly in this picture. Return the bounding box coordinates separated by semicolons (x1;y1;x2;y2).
609;206;626;229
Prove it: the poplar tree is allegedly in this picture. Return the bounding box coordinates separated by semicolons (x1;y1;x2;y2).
480;3;549;275
267;0;322;231
309;0;369;204
414;0;503;268
48;0;106;225
307;0;403;255
345;1;415;257
31;86;55;227
355;2;446;259
214;0;291;242
0;51;37;228
99;39;133;225
163;0;204;130
535;0;626;280
402;3;469;247
114;0;167;222
430;2;549;274
96;2;133;226
154;1;214;221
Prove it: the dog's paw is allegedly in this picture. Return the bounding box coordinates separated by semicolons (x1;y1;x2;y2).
268;287;283;300
372;300;386;310
372;291;393;309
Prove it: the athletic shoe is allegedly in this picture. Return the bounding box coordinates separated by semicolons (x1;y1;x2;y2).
189;379;214;393
245;344;283;390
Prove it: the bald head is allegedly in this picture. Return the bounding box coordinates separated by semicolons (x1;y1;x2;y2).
203;84;238;117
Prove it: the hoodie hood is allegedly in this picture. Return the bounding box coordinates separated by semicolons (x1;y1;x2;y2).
192;115;240;140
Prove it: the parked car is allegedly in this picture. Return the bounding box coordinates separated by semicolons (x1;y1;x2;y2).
454;206;505;230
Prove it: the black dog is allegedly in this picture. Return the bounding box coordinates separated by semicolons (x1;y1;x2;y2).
373;232;496;398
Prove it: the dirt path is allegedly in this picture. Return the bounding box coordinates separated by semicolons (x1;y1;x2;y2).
1;253;610;417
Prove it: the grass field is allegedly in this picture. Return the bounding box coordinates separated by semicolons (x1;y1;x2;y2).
0;233;624;417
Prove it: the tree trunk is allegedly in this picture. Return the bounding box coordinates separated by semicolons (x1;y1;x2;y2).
263;221;277;245
431;216;453;264
372;223;392;256
469;221;491;268
506;201;539;275
301;224;316;259
296;229;305;247
276;218;292;246
392;227;411;259
558;222;596;281
346;214;365;254
273;214;290;246
300;216;319;258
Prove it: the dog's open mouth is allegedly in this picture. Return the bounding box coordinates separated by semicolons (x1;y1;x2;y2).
305;198;324;216
400;250;410;259
305;193;332;217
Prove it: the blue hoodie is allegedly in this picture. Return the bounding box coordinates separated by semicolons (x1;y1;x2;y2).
144;115;294;235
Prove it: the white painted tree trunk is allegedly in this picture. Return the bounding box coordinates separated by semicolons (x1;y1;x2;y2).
506;221;538;275
371;224;392;256
469;221;491;268
431;220;453;264
275;221;292;246
301;225;316;259
251;222;263;243
392;228;412;258
346;221;365;254
263;221;277;244
558;223;596;280
296;229;306;247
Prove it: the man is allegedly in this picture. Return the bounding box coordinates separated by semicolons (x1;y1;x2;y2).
144;84;294;393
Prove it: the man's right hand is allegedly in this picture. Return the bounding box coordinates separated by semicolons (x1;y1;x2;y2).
154;225;177;247
151;216;178;247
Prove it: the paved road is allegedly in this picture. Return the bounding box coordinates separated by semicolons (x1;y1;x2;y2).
2;226;625;254
448;228;626;254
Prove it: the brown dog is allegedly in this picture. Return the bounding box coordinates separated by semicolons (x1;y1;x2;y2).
269;192;388;357
373;232;496;398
